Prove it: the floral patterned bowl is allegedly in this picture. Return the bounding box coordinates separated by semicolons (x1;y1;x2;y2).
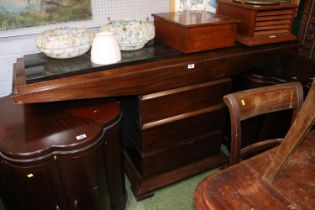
36;27;95;59
101;20;155;51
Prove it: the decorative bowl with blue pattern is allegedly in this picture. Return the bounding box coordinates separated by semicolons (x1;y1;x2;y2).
101;20;155;51
36;27;95;59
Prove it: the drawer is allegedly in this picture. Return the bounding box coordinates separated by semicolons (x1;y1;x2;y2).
141;103;227;153
131;129;223;178
140;78;231;123
126;57;239;94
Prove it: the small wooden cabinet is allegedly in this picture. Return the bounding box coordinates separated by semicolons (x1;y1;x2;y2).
217;0;297;46
0;98;126;210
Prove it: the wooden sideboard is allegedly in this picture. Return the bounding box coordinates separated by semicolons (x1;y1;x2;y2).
11;41;300;200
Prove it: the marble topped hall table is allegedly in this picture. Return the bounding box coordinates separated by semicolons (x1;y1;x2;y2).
12;41;299;200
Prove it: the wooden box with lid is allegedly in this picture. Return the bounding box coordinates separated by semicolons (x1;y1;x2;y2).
216;0;297;46
152;11;240;53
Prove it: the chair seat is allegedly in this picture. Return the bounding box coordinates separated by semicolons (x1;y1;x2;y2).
195;130;315;210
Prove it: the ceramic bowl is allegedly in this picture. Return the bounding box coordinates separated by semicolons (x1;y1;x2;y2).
36;27;95;59
101;19;155;51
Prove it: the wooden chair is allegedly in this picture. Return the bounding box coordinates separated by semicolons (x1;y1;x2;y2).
194;79;315;210
223;82;304;165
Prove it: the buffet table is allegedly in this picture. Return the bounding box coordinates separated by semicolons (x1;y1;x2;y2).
11;40;299;199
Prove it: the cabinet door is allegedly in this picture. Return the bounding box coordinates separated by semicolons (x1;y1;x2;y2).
4;158;68;210
57;142;111;210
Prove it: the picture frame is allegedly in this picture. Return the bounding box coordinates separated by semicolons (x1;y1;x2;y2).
0;0;92;31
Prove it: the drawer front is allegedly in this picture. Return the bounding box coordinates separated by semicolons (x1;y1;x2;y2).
141;130;223;177
141;103;227;153
140;78;231;123
131;56;242;95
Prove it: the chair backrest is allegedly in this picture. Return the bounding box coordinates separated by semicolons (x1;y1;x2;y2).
263;79;315;183
224;82;304;165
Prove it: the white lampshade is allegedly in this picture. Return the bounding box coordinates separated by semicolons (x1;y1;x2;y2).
91;32;121;65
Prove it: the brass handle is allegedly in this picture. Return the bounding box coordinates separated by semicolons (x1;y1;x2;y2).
74;200;79;208
56;205;61;210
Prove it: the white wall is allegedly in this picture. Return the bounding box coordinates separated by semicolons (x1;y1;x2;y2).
0;0;169;97
0;35;39;97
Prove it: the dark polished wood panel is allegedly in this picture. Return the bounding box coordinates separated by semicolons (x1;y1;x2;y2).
57;142;110;210
102;122;127;210
4;158;67;210
0;159;21;210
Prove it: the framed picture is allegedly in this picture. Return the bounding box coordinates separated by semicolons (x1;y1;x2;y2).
0;0;92;31
170;0;217;13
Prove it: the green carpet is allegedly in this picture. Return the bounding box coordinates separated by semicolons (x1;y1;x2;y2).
125;168;218;210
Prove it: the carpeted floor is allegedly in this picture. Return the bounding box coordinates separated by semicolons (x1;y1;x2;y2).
125;168;218;210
